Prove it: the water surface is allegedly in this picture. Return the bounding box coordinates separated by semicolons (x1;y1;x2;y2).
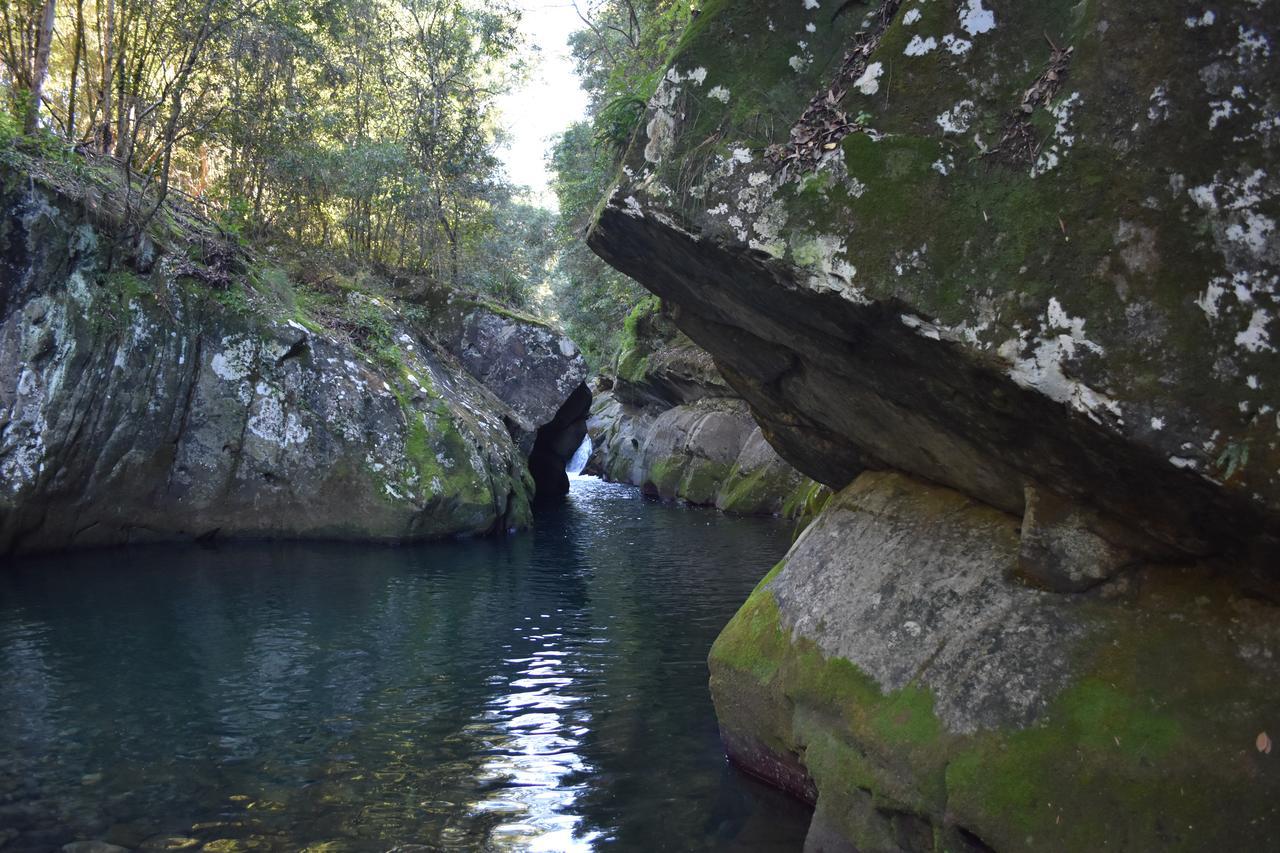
0;477;810;851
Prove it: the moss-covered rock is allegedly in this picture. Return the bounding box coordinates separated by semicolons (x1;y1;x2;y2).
587;390;817;516
589;0;1280;562
711;471;1280;851
0;161;584;554
612;296;731;408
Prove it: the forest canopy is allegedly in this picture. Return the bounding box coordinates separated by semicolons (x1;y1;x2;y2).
0;0;692;370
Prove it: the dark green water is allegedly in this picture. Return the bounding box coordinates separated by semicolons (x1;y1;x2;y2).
0;477;811;852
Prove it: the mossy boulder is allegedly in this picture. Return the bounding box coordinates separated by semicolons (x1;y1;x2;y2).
711;471;1280;850
589;0;1280;562
0;161;584;554
613;296;731;408
587;391;817;516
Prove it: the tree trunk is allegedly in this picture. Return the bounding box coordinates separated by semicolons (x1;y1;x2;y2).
24;0;57;134
67;0;86;139
97;0;116;151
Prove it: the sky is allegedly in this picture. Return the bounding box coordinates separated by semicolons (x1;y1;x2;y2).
495;0;591;209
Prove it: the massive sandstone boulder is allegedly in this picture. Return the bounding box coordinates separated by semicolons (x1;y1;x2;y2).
587;299;817;516
0;162;587;555
588;0;1280;564
588;0;1280;848
710;472;1280;851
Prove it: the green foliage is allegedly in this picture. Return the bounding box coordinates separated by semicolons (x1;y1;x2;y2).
213;283;251;314
786;480;832;540
594;95;646;153
0;0;528;285
0;109;20;147
542;0;696;373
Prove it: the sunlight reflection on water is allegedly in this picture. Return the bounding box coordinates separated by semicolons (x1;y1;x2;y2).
0;478;812;851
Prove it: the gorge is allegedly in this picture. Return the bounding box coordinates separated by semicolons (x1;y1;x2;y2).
2;0;1279;850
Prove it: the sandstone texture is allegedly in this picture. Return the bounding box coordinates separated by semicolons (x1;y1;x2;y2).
711;472;1280;851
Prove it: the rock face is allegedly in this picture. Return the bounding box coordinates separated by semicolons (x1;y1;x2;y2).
588;0;1280;564
587;0;1280;848
0;164;587;555
417;295;591;501
587;300;817;515
710;472;1280;851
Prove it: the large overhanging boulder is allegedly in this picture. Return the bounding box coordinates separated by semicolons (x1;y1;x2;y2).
588;0;1279;564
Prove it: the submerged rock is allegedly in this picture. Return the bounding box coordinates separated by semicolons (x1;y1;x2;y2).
0;164;585;554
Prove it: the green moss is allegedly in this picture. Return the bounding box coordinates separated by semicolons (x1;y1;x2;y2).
711;555;1280;851
708;584;789;683
678;458;732;505
717;465;785;515
645;454;687;498
103;269;151;302
614;295;662;383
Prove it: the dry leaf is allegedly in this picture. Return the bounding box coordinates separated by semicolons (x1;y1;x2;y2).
1257;731;1272;754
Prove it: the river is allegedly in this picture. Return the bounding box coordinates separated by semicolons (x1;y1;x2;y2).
0;476;812;851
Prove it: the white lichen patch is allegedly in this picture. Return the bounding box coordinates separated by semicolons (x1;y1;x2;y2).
1236;309;1275;352
622;195;645;218
211;336;257;382
941;33;972;55
903;8;922;25
1196;277;1229;319
246;382;311;447
936;100;976;135
998;300;1119;425
643;109;677;164
900;313;957;342
1209;98;1238;129
707;85;730;103
854;62;884;95
1232;26;1271;65
796;234;866;304
750;201;789;257
1031;92;1082;177
958;0;995;36
1001;335;1122;424
1185;10;1216;28
1147;85;1170;122
1188;168;1277;272
905;35;938;56
1;367;49;493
